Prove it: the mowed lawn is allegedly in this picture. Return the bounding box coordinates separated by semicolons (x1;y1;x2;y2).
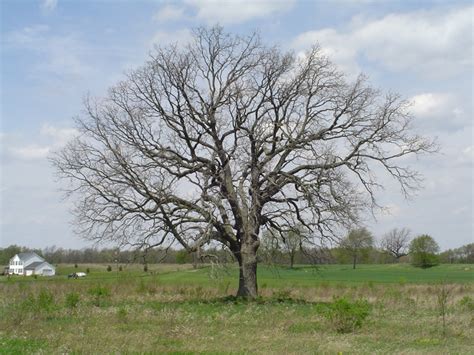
0;263;473;354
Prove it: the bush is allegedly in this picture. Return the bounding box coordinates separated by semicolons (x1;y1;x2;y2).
459;296;474;311
86;268;90;274
10;290;56;323
37;289;55;313
436;283;452;336
106;265;112;272
323;297;371;333
65;292;80;309
119;265;123;272
117;306;128;322
88;285;110;307
175;250;189;264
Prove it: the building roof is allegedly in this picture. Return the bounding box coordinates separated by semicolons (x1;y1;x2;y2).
24;261;55;271
24;261;44;270
16;252;44;262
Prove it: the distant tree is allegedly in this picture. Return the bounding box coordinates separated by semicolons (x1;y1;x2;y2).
0;245;23;265
259;224;306;268
340;228;374;269
175;250;188;264
282;225;305;269
381;228;411;261
409;234;439;268
259;229;282;265
439;243;474;264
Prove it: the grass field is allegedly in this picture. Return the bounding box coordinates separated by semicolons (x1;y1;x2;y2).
0;263;473;354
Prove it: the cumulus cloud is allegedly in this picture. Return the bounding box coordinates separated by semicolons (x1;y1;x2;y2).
293;5;473;78
185;0;295;24
409;92;470;132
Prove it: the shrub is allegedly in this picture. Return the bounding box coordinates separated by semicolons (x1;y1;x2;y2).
323;297;371;333
88;285;110;307
175;250;188;264
436;282;452;336
459;296;474;311
119;265;123;272
65;292;80;309
117;306;128;322
86;268;90;274
74;263;78;269
143;264;148;272
106;265;112;272
37;289;55;313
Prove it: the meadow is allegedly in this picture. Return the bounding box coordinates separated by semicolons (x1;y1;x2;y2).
0;263;473;354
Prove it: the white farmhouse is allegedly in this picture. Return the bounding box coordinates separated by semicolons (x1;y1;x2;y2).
8;252;56;276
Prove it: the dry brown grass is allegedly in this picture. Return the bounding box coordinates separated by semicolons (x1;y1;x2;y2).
0;267;473;354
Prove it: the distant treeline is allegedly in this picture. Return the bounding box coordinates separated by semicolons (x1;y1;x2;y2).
0;243;473;267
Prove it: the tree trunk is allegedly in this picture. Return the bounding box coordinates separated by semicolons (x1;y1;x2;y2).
290;252;295;269
353;254;357;269
235;244;258;298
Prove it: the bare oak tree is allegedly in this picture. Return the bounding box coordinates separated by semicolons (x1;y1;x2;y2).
53;27;435;298
381;227;411;260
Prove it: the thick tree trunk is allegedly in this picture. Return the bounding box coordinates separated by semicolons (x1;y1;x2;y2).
235;244;258;298
353;254;357;269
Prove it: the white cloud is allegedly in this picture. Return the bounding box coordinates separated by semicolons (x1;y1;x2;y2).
9;145;51;160
409;92;470;132
293;5;473;78
456;145;474;166
6;124;78;161
411;93;450;117
185;0;295;24
154;5;186;22
5;26;91;77
150;29;192;48
40;0;58;12
40;124;78;146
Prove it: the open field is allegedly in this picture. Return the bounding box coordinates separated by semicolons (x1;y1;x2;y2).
1;264;473;354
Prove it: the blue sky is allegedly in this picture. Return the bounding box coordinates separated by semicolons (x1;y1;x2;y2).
1;0;472;250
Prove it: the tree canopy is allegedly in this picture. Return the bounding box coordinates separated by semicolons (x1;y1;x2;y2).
409;234;440;268
53;27;435;297
340;228;374;269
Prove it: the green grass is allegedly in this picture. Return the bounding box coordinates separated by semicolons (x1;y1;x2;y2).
156;263;474;287
0;263;472;353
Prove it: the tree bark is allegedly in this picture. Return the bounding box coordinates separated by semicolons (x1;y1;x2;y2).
235;244;258;298
353;254;357;270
